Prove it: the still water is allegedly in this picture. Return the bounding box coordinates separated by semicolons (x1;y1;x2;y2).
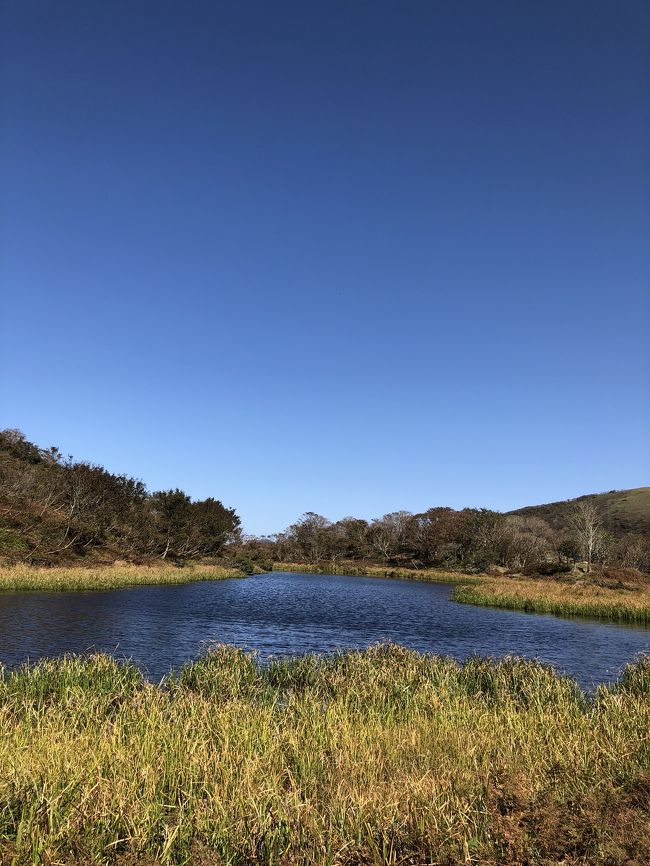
0;571;648;688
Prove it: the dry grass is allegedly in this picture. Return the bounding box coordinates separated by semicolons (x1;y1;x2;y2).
0;563;248;592
274;561;474;584
454;574;650;624
0;646;648;865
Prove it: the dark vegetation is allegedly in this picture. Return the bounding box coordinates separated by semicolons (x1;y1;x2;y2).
0;429;241;565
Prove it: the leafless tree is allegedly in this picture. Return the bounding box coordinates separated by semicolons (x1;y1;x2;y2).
501;515;555;570
369;511;412;562
570;500;605;572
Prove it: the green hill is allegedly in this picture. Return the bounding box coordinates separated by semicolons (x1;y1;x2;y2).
509;487;650;537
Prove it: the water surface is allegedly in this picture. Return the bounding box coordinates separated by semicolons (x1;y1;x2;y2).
0;571;648;688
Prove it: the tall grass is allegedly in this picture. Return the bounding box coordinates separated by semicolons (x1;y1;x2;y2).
0;563;248;592
274;561;475;583
454;575;650;624
1;646;648;864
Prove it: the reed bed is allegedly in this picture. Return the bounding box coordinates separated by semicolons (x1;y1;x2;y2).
274;561;474;584
0;563;248;593
454;575;650;624
1;645;648;865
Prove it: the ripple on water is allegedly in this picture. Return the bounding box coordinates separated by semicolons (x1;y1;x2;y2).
0;571;648;688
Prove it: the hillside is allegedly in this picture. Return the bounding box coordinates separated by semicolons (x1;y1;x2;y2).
0;428;241;565
510;488;650;537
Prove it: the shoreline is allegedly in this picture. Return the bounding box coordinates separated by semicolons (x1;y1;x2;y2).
272;560;479;584
0;563;251;592
274;561;650;624
454;575;650;625
1;562;648;625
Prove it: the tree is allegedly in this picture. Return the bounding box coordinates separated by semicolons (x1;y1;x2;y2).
461;509;508;569
149;491;240;559
570;500;605;572
191;497;241;553
0;430;242;564
614;534;650;572
411;507;464;567
287;513;331;563
500;515;555;570
332;517;370;560
368;511;412;562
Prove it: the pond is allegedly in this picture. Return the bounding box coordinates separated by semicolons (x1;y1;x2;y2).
0;571;648;688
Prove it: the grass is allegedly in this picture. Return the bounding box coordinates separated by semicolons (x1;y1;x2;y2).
511;486;650;536
273;561;476;584
276;562;650;625
454;575;650;624
0;563;249;592
0;645;648;865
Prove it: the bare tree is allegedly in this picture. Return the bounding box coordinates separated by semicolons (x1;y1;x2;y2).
501;515;555;570
369;511;412;562
570;500;604;572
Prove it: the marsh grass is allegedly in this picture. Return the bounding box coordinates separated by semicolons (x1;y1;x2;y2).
1;645;648;865
273;561;475;584
0;563;248;593
454;575;650;624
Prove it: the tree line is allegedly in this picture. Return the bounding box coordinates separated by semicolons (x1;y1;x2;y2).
2;428;648;573
0;429;240;564
240;502;650;575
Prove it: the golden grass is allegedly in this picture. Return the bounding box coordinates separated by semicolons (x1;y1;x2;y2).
454;575;650;624
0;646;648;865
0;563;248;592
274;561;475;584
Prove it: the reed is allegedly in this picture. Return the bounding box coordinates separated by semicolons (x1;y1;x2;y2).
273;561;475;583
454;575;650;624
1;646;648;865
0;563;248;592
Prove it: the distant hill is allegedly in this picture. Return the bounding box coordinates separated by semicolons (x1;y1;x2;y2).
509;488;650;537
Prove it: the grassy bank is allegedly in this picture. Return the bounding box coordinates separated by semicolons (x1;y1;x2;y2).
0;646;648;865
0;563;249;592
273;560;475;584
454;575;650;624
275;562;650;625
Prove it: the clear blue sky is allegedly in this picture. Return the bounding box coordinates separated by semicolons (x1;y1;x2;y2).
1;1;648;535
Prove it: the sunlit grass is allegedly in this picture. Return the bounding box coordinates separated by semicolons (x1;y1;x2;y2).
1;646;648;865
454;575;650;624
0;563;248;592
274;560;475;583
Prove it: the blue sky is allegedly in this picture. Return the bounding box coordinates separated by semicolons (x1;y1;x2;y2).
1;1;648;535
